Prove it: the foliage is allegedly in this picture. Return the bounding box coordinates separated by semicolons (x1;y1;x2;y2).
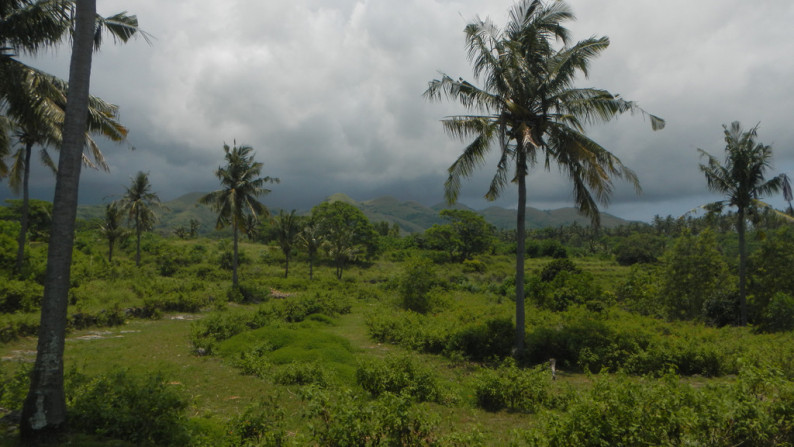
615;264;664;318
749;226;794;318
398;257;444;313
660;229;733;321
474;360;554;412
67;369;190;446
119;171;162;267
1;199;53;242
312;201;377;279
273;209;300;278
223;399;287;447
356;355;443;403
756;292;794;333
0;279;42;313
698;121;792;325
424;209;493;262
303;387;439;446
613;232;664;265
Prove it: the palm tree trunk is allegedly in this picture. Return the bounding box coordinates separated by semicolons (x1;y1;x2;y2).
737;207;747;325
135;223;142;267
20;0;96;440
514;151;528;357
108;237;114;263
14;141;33;275
308;253;314;280
232;223;239;288
284;254;289;278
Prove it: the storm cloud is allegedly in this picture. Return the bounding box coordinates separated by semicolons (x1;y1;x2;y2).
6;0;794;221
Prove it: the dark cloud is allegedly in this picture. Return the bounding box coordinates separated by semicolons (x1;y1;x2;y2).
3;0;794;223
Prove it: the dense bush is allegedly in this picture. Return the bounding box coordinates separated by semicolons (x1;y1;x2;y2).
0;279;43;313
522;365;794;446
530;270;606;312
357;355;443;402
660;229;733;321
398;257;443;313
302;387;440;446
613;233;664;266
446;317;514;362
68;369;190;446
756;292;794;333
223;399;287;447
474;360;554;412
615;264;664;317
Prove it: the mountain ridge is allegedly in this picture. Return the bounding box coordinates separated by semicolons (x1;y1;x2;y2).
76;192;632;234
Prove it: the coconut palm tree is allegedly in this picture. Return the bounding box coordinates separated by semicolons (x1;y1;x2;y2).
5;68;127;274
119;171;162;267
698;122;792;325
20;0;97;439
274;209;300;278
1;2;141;275
200;143;278;288
424;0;663;355
98;200;127;263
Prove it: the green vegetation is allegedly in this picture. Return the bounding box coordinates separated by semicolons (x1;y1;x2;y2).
2;0;794;445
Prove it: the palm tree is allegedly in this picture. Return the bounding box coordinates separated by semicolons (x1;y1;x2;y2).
1;2;141;275
200;143;278;288
299;218;323;280
424;0;663;355
98;200;127;263
698;122;792;325
274;209;300;278
119;171;161;267
5;69;127;274
20;0;97;439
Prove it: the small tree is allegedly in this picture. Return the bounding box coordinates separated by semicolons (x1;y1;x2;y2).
660;229;732;321
298;218;323;280
274;210;300;278
98;201;128;262
312;201;376;279
119;171;162;267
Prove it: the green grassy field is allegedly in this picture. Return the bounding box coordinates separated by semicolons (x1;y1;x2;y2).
2;235;794;445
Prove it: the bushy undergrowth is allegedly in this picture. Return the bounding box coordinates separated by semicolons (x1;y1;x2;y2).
302;387;440;446
474;360;557;413
356;355;443;403
190;292;352;354
522;364;794;446
67;369;191;445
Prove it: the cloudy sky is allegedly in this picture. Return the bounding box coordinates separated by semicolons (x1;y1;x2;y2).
6;0;794;221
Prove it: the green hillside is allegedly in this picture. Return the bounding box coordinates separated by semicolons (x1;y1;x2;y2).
76;192;631;235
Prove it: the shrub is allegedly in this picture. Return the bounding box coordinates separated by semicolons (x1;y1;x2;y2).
67;369;190;446
224;399;287;447
0;279;43;313
0;362;31;411
539;259;580;282
462;259;487;273
303;387;439;446
447;317;514;362
613;233;664;266
357;355;442;402
398;257;443;313
474;360;553;412
756;292;794;333
273;361;329;387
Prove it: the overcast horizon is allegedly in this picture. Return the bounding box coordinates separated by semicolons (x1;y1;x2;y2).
3;0;794;223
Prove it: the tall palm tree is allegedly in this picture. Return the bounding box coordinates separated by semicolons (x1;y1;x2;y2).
98;200;127;263
20;0;96;439
5;68;127;274
274;209;300;278
2;2;142;275
119;171;161;267
424;0;663;355
698;122;792;325
200;143;278;288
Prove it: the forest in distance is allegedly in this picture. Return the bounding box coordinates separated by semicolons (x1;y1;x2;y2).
3;0;794;445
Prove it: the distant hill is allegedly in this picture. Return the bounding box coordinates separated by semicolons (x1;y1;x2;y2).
76;192;632;235
320;194;631;232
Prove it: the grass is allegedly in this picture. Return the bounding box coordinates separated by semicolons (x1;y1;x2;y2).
2;235;794;445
